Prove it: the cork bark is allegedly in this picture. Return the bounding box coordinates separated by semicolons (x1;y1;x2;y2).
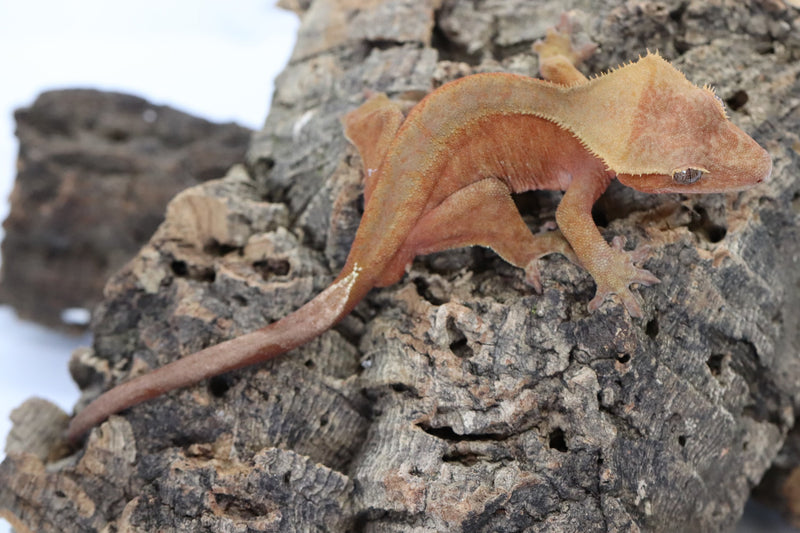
3;1;800;532
0;90;251;331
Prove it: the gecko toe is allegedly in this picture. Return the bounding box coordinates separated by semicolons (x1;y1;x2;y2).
589;288;644;318
618;291;644;318
634;269;661;286
524;260;544;293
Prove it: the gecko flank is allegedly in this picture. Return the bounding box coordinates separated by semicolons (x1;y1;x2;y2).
66;17;771;441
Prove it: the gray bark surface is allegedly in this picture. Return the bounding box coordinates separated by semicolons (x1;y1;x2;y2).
0;89;251;331
3;1;800;532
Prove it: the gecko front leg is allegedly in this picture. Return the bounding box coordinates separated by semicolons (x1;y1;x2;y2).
533;12;597;86
556;171;660;318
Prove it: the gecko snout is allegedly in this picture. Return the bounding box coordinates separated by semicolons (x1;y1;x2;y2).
726;130;772;189
745;147;772;188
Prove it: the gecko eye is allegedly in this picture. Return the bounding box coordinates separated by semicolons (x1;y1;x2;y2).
672;168;704;185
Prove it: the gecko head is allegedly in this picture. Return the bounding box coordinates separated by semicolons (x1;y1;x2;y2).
615;55;771;194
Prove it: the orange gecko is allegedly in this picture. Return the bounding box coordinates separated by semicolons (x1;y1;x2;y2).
66;18;771;441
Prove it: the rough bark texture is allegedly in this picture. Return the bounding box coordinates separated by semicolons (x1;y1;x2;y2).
0;89;251;330
3;1;800;532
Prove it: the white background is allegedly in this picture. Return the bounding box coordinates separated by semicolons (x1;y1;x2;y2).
0;2;792;532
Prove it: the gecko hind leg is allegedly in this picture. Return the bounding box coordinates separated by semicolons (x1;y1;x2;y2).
375;178;577;291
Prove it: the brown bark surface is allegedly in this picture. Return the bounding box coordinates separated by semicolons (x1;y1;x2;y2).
3;1;800;532
0;89;251;331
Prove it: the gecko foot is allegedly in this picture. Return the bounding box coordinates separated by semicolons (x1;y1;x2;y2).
533;12;597;67
520;229;579;294
587;236;660;318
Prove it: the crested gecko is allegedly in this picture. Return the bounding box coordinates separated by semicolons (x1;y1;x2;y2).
66;17;771;441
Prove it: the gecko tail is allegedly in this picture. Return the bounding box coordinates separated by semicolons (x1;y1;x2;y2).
66;264;369;442
66;329;288;441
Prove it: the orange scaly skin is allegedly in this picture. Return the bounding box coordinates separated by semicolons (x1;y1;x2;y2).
66;18;771;441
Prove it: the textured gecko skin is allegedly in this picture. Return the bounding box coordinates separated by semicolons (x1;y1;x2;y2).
66;17;771;441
